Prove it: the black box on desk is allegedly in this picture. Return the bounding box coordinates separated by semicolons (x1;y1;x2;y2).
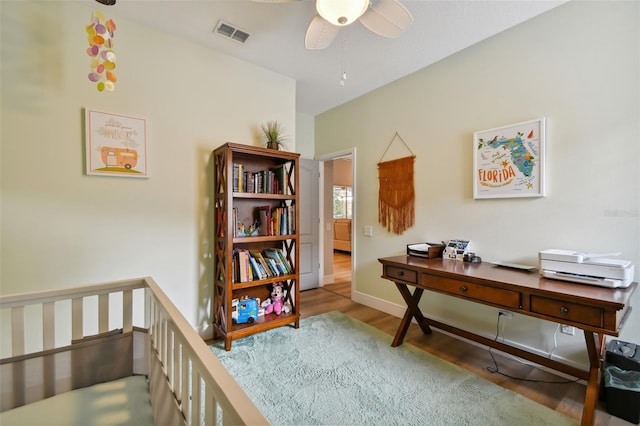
603;366;640;424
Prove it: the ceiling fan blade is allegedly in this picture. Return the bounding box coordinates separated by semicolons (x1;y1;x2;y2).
359;0;413;38
305;15;340;50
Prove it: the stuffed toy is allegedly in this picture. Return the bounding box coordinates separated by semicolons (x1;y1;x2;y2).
264;283;285;315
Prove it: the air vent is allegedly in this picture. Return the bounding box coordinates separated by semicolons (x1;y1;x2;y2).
214;20;251;44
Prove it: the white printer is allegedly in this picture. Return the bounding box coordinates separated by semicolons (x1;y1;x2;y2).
539;249;635;288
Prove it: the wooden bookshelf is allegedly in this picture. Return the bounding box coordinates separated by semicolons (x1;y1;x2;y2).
212;142;300;350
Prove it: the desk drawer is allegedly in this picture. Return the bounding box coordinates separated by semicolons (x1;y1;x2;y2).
422;276;521;309
385;266;417;284
530;296;603;328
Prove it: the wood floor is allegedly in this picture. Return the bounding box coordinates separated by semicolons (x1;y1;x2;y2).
301;252;631;426
322;251;351;298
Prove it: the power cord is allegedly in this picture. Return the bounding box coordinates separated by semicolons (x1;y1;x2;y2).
486;313;580;384
548;324;560;359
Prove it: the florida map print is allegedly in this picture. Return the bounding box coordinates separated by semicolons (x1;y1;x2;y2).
473;118;545;199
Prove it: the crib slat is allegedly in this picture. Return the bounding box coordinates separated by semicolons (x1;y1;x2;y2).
147;290;153;335
181;350;189;420
166;324;174;388
42;301;56;399
153;302;160;346
98;293;109;333
144;288;150;329
173;336;181;399
204;380;216;426
149;296;155;340
161;316;167;372
191;370;201;426
11;306;25;356
43;302;55;350
72;298;83;340
157;304;162;345
123;289;133;333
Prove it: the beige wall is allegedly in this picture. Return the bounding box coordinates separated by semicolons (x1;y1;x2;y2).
0;1;296;341
316;0;639;368
295;112;315;159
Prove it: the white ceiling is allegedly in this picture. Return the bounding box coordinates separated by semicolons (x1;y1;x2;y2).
108;0;567;116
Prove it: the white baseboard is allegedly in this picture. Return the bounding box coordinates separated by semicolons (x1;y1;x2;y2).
351;289;589;375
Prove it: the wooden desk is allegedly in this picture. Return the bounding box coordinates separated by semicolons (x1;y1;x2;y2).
378;255;637;426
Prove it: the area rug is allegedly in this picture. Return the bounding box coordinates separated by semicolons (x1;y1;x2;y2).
210;311;577;426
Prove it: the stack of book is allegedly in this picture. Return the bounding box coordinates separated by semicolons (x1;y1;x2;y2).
258;205;296;236
233;163;286;194
233;247;293;283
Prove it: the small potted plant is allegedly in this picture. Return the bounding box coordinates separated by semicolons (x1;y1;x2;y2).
260;121;287;150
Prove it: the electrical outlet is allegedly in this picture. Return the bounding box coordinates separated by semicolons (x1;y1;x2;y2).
561;325;575;335
363;225;373;237
499;310;513;319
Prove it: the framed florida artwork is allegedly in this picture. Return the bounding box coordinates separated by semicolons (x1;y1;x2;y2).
85;108;148;178
473;118;545;199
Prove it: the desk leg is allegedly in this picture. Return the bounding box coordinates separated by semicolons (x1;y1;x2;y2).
392;283;432;347
581;331;604;426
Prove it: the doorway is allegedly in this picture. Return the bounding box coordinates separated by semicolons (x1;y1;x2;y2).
325;250;351;298
318;150;355;299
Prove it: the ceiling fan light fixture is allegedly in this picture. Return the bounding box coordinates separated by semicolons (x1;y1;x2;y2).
316;0;369;26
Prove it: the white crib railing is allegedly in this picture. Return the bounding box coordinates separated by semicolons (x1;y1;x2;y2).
0;277;267;425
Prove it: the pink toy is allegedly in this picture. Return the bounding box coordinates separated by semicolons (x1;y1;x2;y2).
264;283;284;315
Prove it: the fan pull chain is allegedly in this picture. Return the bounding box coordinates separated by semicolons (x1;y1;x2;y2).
340;30;347;86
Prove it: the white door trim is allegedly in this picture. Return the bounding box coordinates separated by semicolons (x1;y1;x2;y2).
317;148;356;296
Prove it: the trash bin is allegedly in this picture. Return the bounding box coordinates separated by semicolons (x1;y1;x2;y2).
603;365;640;424
601;339;640;399
606;340;640;372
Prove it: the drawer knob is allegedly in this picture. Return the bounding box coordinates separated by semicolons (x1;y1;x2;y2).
559;306;569;315
460;285;467;292
398;271;404;276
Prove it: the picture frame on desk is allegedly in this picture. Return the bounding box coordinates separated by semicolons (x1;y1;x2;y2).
473;118;545;199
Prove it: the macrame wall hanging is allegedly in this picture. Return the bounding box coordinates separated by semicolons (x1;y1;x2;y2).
377;132;416;235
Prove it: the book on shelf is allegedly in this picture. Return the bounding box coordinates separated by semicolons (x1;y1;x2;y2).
289;205;295;234
245;171;253;193
232;208;238;237
233;249;248;283
271;164;285;195
256;205;295;236
234;249;253;283
234;248;295;283
233;163;239;192
248;253;267;280
258;205;271;236
266;205;295;236
233;163;244;193
251;251;273;278
232;162;290;195
264;257;281;276
263;248;292;275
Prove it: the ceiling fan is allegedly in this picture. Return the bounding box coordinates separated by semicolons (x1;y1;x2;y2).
254;0;414;50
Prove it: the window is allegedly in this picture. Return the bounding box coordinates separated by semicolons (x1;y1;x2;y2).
333;185;352;219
